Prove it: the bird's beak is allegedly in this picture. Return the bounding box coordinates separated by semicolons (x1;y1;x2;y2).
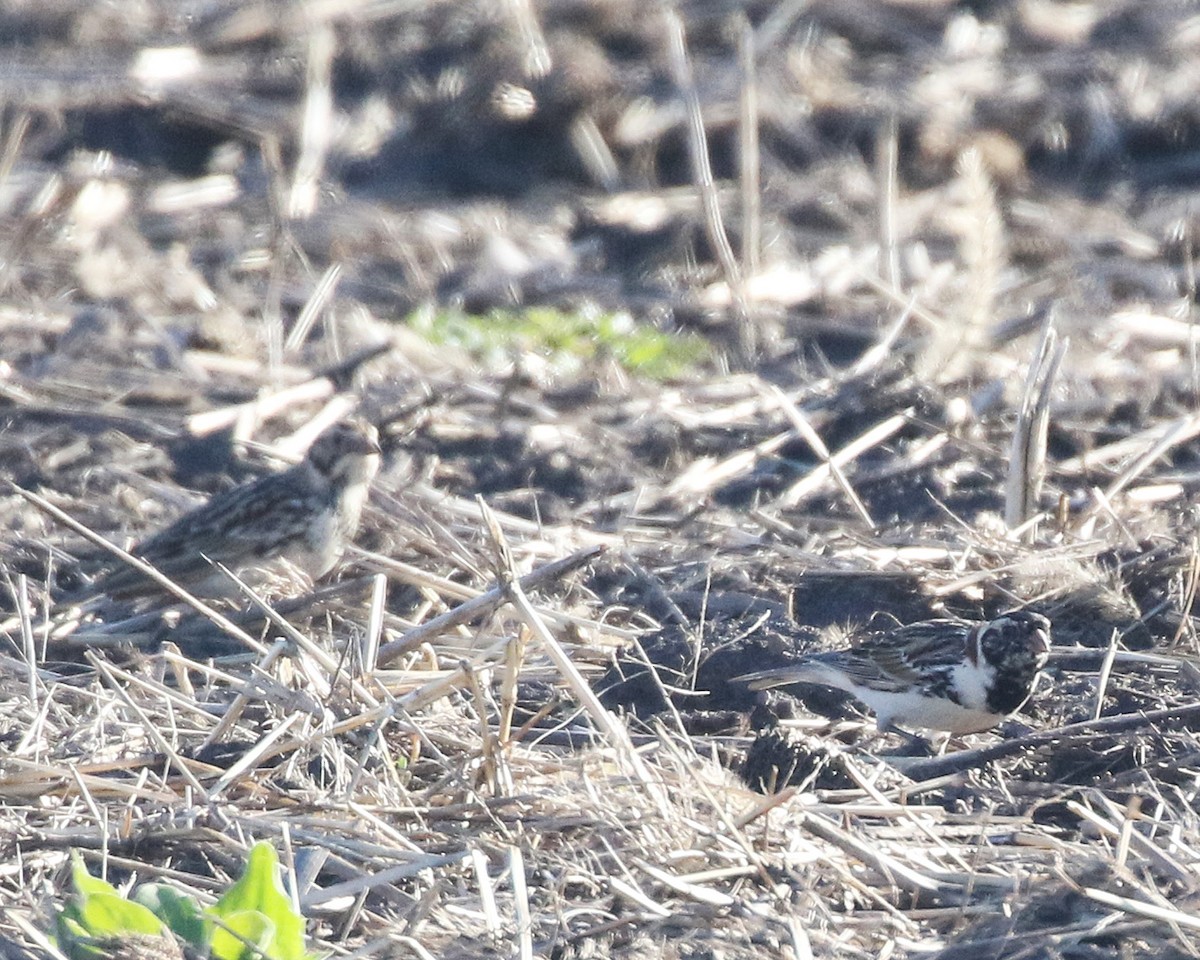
1029;626;1051;657
355;428;382;456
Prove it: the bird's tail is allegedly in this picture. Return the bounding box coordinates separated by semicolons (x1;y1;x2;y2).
734;661;835;691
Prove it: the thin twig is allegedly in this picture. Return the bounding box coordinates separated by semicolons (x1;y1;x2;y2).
768;384;875;528
896;702;1200;781
375;544;606;666
774;410;913;509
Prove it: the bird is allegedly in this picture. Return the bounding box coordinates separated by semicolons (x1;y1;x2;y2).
736;610;1051;736
89;419;381;602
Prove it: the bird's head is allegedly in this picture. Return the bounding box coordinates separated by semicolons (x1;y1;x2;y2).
976;610;1051;671
307;420;382;486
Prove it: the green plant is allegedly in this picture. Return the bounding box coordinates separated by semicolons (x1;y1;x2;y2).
409;305;708;380
56;843;319;960
56;854;166;957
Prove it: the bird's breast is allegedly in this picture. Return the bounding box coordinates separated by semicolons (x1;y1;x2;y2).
942;660;995;712
292;504;341;578
858;686;1007;734
337;479;371;534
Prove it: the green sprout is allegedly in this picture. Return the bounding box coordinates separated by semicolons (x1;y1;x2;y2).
409;305;708;380
56;843;319;960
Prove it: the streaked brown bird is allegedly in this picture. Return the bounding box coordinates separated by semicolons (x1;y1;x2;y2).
94;419;381;601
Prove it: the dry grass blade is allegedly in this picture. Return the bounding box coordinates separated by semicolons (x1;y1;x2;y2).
877;115;901;292
201;638;292;749
208;714;302;800
664;7;749;353
738;15;760;279
287;23;334;219
633;858;735;907
1081;887;1200;933
787;918;816;960
1066;797;1195;888
799;811;944;894
286;262;342;354
303;853;474;910
1081;410;1200;518
5;910;69;960
1170;538;1200;649
0;109;30;198
85;651;208;797
774;410;911;509
1058;411;1200;475
768;384;875;528
375;544;606;665
362;572;387;675
1092;628;1121;721
207;561;385;711
186;377;336;437
569;113;620;190
666;426;793;498
478;497;669;815
498;625;526;746
509;846;534;960
850;295;917;378
608;874;672;918
12;574;38;708
1005;323;1066;537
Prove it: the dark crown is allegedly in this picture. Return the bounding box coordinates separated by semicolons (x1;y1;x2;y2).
306;421;381;476
979;610;1051;665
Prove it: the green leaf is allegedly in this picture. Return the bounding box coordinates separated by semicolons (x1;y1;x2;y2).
69;852;120;900
56;853;167;958
55;911;102;960
210;910;274;960
135;883;207;947
210;844;308;960
78;892;164;938
56;909;87;939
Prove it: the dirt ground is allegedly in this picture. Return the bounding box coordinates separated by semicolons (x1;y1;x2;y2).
4;1;1200;958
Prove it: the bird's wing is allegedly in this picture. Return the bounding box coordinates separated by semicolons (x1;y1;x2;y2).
736;620;974;693
826;620;972;691
97;468;317;594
